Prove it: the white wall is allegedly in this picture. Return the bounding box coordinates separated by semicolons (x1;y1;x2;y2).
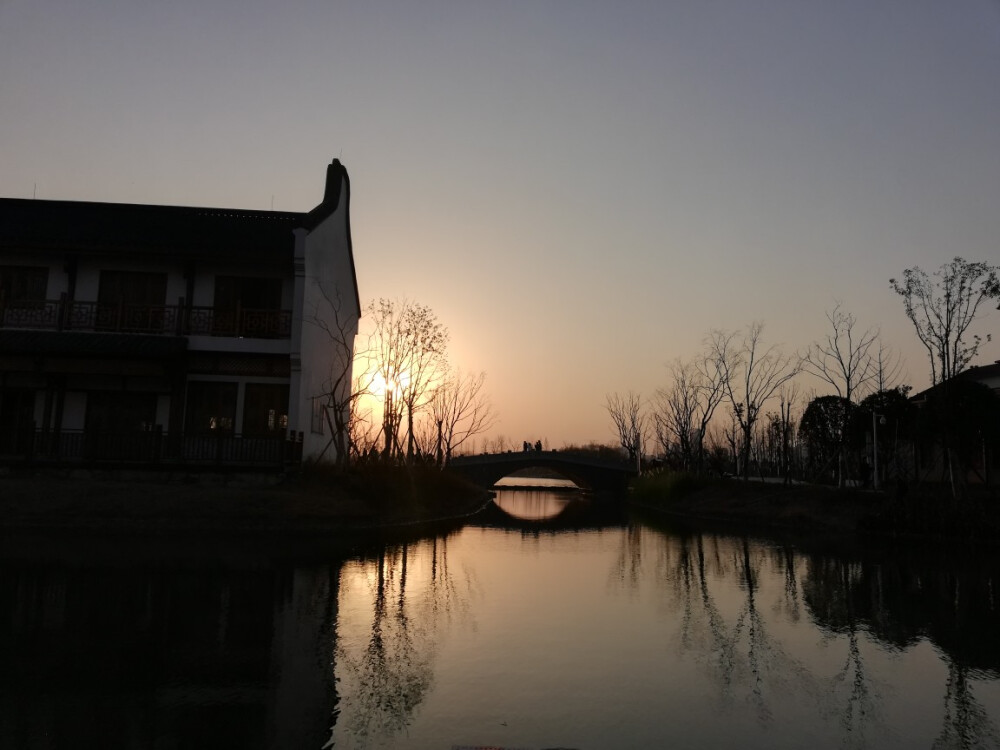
293;175;360;462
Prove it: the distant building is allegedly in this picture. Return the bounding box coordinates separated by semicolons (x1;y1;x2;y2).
0;160;360;468
908;360;1000;407
906;360;1000;486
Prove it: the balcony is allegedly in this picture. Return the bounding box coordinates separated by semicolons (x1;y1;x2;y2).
1;427;304;468
0;297;292;339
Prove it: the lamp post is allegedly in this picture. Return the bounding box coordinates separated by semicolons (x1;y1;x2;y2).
872;411;886;490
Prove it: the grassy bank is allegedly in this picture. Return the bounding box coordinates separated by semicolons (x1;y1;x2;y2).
631;471;1000;541
0;464;491;535
631;472;876;535
631;472;1000;543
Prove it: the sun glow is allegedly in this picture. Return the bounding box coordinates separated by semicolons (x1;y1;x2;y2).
369;370;411;399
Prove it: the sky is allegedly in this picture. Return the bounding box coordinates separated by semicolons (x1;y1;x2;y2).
2;0;999;448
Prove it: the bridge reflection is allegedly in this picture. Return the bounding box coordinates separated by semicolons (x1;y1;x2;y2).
473;489;628;533
494;488;575;520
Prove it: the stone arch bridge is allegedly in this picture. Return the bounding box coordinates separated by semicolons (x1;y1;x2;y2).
448;451;636;494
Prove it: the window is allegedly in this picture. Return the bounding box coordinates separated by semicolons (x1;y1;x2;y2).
214;276;282;311
311;397;325;435
0;266;50;327
185;382;237;433
0;389;36;454
242;384;289;436
84;392;159;460
85;392;158;433
97;271;168;332
0;266;48;305
213;276;283;337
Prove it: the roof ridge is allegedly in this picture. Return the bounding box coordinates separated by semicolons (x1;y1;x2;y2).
0;196;307;220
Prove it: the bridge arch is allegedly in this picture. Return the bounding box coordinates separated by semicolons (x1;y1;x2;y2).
448;451;635;494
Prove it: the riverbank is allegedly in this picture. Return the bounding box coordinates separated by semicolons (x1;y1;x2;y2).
630;471;1000;542
0;465;492;536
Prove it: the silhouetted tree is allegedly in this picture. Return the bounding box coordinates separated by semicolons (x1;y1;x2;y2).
709;323;800;481
605;391;646;464
775;384;800;483
852;387;916;485
891;258;1000;497
483;434;513;453
430;368;496;466
652;356;726;473
802;303;881;403
799;395;857;485
872;339;906;395
366;299;449;463
890;257;1000;386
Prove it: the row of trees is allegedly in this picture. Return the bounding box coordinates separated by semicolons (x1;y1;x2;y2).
313;294;496;468
607;257;1000;493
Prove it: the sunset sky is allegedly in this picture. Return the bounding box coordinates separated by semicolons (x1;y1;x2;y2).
2;1;999;448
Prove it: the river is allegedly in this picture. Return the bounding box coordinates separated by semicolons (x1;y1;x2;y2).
2;482;999;749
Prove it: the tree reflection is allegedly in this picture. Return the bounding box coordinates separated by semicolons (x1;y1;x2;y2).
730;535;810;725
694;534;739;702
804;558;881;745
934;661;1000;749
803;546;1000;749
611;522;644;589
621;527;818;724
333;536;475;748
772;544;802;623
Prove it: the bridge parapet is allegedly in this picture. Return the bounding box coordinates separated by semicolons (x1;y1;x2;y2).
448;451;636;493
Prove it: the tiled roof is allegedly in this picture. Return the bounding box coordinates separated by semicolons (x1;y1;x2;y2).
0;159;359;310
910;360;1000;402
0;330;187;358
958;361;1000;382
0;198;305;260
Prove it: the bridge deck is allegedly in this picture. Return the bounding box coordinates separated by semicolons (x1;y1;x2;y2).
449;451;636;493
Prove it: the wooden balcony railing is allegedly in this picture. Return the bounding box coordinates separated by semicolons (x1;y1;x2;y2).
0;426;304;468
0;297;291;339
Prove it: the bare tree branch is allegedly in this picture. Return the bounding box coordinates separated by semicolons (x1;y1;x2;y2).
605;391;646;464
890;257;1000;385
652;355;726;473
431;368;497;466
366;298;449;463
801;303;878;403
708;323;801;481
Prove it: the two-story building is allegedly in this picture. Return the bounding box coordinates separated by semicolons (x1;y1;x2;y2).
905;360;1000;487
0;159;359;468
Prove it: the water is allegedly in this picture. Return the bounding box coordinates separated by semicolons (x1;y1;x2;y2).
2;487;999;749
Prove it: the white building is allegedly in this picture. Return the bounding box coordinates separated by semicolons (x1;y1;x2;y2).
0;160;359;467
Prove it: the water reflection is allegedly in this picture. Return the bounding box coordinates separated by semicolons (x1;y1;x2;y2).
3;495;1000;748
801;544;1000;747
626;517;1000;748
333;536;476;749
0;557;339;749
493;488;573;521
628;529;816;730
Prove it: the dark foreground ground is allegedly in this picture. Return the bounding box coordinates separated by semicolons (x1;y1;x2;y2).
0;466;491;536
3;466;997;545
